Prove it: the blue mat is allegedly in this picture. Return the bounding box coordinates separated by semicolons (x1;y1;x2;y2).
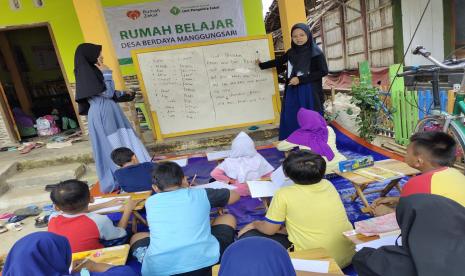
109;127;405;276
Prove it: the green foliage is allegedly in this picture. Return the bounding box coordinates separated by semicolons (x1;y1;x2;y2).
324;110;339;122
350;79;384;142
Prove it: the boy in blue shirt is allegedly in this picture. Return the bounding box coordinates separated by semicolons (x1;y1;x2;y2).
111;147;155;193
129;162;239;276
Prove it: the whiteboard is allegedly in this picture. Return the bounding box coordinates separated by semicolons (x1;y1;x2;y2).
133;36;279;139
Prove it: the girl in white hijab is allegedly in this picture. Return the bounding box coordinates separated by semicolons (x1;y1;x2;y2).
211;132;274;196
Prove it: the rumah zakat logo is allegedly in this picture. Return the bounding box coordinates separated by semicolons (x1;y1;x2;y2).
126;10;141;20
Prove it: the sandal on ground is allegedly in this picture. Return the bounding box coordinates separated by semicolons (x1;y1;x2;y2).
6;222;23;231
0;213;14;220
35;215;50;228
0;224;7;234
8;215;27;223
45;184;59;192
13;205;42;217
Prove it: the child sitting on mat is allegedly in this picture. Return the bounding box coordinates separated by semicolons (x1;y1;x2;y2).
111;147;156;193
276;108;346;173
210;132;274;196
48;180;138;253
3;232;138;275
129;161;240;275
371;131;465;216
238;150;355;268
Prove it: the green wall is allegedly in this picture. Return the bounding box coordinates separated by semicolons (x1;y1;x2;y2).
0;1;84;82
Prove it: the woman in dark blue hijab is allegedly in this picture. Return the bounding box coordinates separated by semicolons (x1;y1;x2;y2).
3;232;137;276
258;23;328;140
219;237;296;276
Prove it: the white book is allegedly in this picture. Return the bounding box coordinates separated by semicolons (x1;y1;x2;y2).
247;181;281;198
89;196;130;214
206;150;230;161
355;234;401;251
171;158;188;167
291;259;329;273
191;181;237;190
247;166;294;198
271;165;294;186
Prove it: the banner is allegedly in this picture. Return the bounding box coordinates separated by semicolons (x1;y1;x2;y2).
104;0;246;62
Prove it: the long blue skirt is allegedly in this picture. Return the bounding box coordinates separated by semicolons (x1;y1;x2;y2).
279;83;323;140
88;96;150;193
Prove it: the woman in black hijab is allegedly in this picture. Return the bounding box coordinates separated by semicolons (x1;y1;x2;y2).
353;194;465;276
74;43;150;193
258;23;328;140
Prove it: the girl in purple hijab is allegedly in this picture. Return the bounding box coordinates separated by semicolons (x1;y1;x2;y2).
277;108;346;173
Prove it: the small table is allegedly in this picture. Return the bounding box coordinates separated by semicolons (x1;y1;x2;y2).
72;244;130;266
94;191;151;233
212;247;343;275
335;159;419;213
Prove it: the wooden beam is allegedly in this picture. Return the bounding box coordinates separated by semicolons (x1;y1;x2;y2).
0;32;32;115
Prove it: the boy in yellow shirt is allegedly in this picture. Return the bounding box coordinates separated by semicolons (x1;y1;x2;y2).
238;150;355;268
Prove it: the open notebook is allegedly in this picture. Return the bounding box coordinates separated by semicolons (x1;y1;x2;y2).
191;181;237;190
89;196;130;214
247;166;294;198
355;234;402;252
206;150;230;161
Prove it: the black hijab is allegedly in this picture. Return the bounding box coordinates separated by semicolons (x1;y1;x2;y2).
286;23;323;78
353;194;465;276
74;43;106;102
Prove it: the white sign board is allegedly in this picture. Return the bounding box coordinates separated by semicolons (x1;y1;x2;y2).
104;0;246;61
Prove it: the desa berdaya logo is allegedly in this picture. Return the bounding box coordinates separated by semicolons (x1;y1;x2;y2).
126;10;141;20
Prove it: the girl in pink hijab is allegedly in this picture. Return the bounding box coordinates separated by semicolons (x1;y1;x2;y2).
211;132;274;196
277;108;346;173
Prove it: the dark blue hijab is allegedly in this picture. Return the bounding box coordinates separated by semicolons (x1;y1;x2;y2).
287;23;323;78
219;237;296;276
3;232;137;276
3;232;71;276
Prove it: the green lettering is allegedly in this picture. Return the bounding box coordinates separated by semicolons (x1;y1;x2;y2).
120;31;129;40
184;23;192;33
152;27;161;36
175;24;184;34
128;30;138;39
216;20;225;29
200;22;209;31
162;25;172;35
192;23;201;32
225;19;234;28
138;28;151;38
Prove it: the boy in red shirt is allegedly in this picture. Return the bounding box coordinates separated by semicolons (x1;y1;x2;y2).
48;180;138;252
372;131;465;216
